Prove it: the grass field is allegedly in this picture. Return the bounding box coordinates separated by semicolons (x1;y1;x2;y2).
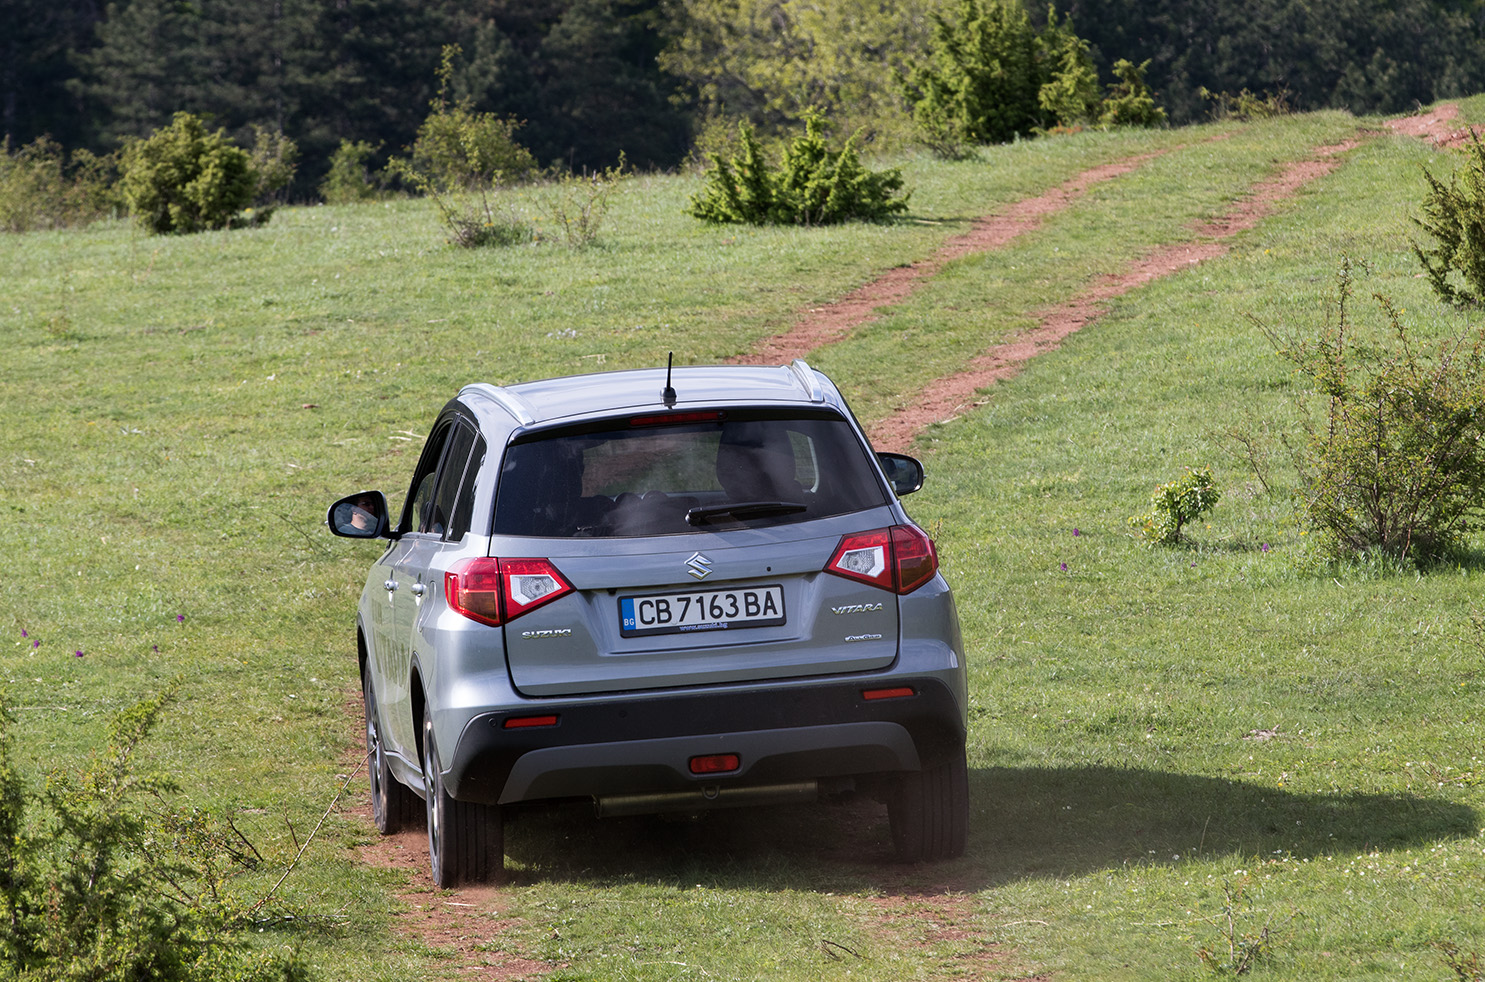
3;100;1484;981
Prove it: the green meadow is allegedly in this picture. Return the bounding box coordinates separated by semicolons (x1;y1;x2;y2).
3;101;1483;980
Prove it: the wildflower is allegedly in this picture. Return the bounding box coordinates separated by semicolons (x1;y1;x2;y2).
177;614;185;624
32;640;39;649
1261;543;1271;553
1072;528;1081;537
20;629;27;638
75;650;84;658
1059;562;1068;572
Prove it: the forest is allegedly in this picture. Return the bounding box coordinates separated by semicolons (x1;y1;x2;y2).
5;0;1485;197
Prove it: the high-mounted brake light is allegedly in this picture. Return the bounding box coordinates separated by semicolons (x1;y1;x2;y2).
445;557;573;626
825;525;938;595
629;410;726;427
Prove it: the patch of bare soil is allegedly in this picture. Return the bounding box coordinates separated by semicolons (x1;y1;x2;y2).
1383;102;1478;147
731;153;1166;366
866;138;1361;451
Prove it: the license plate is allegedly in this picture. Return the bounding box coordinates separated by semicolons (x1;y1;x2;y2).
619;585;786;637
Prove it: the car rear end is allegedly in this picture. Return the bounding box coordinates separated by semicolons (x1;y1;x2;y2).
418;364;969;868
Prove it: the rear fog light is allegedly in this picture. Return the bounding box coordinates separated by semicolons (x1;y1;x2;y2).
689;754;741;775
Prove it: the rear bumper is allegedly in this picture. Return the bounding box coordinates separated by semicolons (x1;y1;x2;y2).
444;676;966;806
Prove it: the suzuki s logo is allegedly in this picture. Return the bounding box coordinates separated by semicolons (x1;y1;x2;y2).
686;552;713;580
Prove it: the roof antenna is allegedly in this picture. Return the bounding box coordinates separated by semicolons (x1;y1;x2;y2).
662;352;677;408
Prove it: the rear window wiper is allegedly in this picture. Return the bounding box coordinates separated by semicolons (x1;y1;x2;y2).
686;501;807;526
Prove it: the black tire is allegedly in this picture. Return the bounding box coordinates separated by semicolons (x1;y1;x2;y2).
888;746;969;862
364;669;420;834
422;706;503;887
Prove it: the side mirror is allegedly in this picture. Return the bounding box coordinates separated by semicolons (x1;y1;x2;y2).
876;452;924;497
327;491;392;539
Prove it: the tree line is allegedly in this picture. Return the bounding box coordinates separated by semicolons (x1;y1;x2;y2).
5;0;1485;199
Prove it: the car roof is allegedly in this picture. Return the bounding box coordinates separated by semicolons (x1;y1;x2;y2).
457;360;836;429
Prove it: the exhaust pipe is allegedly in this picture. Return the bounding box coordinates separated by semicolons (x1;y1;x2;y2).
594;781;818;818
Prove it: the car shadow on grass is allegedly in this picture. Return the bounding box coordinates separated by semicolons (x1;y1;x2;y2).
497;765;1478;892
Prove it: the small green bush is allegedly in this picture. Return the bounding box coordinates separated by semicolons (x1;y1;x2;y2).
1200;86;1293;121
536;156;626;247
1130;467;1221;545
319;139;383;204
404;45;536;194
1261;258;1485;560
0;136;120;232
0;684;309;982
690;113;908;226
1413;130;1485;307
119;112;267;234
1099;59;1167;129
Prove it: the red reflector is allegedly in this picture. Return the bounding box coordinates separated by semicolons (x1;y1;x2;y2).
503;715;559;729
629;410;725;427
862;687;916;701
689;754;740;775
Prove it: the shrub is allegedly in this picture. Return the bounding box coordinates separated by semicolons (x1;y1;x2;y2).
1099;59;1167;128
0;684;308;982
908;0;1042;147
1260;257;1485;560
1037;7;1101;127
404;45;536;193
690;113;909;226
1413;130;1485;307
248;124;299;205
1199;86;1293;121
119;112;265;234
0;136;120;232
536;156;627;248
319;140;383;204
1130;467;1221;545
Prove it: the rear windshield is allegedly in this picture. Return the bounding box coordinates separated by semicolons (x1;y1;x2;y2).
493;411;888;537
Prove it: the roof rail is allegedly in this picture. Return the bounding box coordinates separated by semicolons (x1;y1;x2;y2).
788;359;824;403
467;383;537;425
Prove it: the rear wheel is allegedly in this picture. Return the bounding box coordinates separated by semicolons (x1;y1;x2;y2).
888;746;969;862
364;669;419;833
422;707;503;886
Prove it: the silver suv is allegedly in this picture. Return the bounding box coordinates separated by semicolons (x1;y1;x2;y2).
329;360;968;884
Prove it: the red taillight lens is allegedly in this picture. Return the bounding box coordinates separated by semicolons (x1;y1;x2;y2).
891;524;938;594
445;557;573;626
825;525;938;595
445;558;504;626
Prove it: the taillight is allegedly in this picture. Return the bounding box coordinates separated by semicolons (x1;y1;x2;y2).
445;557;573;626
825;525;938;595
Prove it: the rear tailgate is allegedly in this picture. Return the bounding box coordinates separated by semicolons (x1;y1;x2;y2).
500;523;899;697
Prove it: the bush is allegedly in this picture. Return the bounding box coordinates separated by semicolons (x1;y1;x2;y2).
1413;130;1485;308
0;136;120;232
1199;86;1293;121
907;0;1042;147
1130;467;1221;545
536;157;627;248
1260;258;1485;560
0;684;309;982
690;113;909;226
404;45;535;193
319;140;383;204
120;113;269;234
1099;59;1167;128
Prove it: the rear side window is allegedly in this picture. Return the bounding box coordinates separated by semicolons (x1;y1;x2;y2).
493;412;887;537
